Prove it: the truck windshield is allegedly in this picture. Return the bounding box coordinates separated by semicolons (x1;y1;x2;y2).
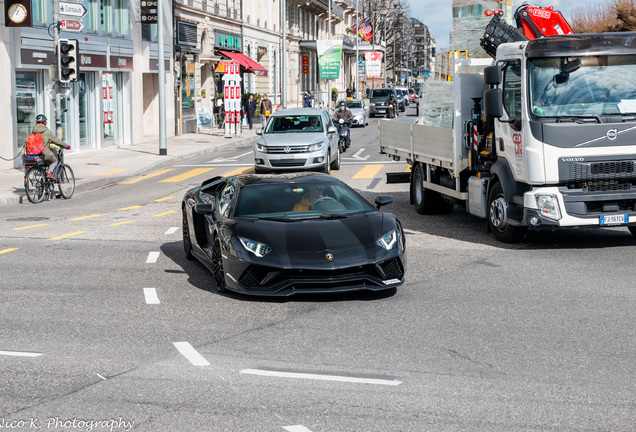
528;55;636;117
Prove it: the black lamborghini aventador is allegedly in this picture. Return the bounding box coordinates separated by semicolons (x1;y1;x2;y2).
182;172;406;296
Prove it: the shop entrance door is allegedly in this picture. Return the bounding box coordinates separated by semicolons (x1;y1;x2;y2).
79;73;94;150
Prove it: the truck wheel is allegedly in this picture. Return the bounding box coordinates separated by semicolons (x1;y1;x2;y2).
412;164;438;215
488;182;527;243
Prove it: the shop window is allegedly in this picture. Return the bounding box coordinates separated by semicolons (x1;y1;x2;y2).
15;71;39;153
102;73;121;142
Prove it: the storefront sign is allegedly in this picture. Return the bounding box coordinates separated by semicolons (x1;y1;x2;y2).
20;49;54;66
111;55;133;70
79;53;107;69
149;58;172;71
214;31;242;53
317;40;343;80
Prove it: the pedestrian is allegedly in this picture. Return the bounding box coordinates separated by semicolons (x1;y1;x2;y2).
331;88;338;108
303;90;312;108
346;86;353;100
246;94;257;129
365;87;371;99
29;114;71;181
260;94;273;127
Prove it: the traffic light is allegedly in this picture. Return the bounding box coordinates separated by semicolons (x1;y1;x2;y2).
57;38;78;82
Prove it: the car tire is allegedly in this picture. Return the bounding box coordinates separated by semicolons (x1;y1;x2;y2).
212;237;228;293
182;207;195;260
331;147;341;170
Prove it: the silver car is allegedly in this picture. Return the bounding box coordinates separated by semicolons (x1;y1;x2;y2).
254;108;341;174
336;99;369;127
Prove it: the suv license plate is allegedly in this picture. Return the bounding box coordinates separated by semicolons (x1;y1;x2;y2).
281;155;294;159
600;214;628;225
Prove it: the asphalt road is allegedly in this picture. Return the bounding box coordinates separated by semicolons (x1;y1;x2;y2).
1;103;635;431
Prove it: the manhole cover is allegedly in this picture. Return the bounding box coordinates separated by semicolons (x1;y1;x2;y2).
7;217;50;221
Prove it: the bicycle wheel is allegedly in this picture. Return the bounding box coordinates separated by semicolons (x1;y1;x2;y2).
25;167;46;203
57;164;75;199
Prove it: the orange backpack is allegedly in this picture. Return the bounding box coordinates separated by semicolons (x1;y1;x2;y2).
25;132;44;155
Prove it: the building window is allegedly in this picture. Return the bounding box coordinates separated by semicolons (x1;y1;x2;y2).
114;0;128;36
32;0;49;25
100;0;112;33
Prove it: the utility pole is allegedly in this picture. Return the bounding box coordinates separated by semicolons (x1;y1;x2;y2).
158;0;167;155
328;0;332;108
282;0;287;108
52;0;62;138
355;0;359;98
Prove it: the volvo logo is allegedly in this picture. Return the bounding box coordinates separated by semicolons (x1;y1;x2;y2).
284;146;291;153
607;129;618;141
325;253;333;261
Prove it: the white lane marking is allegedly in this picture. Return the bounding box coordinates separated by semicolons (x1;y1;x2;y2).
173;342;211;367
210;150;254;163
165;227;179;235
97;373;107;381
146;251;160;263
144;288;160;305
0;350;42;357
240;369;402;386
283;426;314;432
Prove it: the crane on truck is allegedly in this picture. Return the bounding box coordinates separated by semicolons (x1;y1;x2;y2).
379;3;636;243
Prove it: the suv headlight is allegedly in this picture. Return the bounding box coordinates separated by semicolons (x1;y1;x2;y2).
239;237;272;257
256;142;267;153
535;194;561;220
377;229;397;250
308;142;324;152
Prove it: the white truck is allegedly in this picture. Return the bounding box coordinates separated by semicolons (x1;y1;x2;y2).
379;32;636;242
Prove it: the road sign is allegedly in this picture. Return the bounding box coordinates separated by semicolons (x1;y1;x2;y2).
59;1;87;17
140;0;157;9
60;18;84;32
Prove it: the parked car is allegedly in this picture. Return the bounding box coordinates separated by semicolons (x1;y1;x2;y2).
336;99;369;127
254;108;340;174
408;88;417;101
368;88;404;117
182;172;406;296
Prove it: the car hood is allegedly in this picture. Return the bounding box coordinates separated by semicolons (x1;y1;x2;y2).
230;212;398;268
260;132;325;146
349;108;365;116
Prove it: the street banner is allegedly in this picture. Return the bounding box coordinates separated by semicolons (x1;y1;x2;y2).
317;40;343;80
365;52;382;78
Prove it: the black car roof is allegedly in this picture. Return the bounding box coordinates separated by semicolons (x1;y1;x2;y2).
235;172;333;186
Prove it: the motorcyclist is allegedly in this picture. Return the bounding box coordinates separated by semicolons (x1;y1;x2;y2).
31;114;71;181
386;93;397;117
332;101;353;148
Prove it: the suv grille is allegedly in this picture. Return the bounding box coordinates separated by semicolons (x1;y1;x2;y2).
267;145;310;154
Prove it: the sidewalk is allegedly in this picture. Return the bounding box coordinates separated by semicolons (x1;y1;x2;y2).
0;128;260;206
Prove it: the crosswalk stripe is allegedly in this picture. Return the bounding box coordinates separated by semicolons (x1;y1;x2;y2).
160;168;215;183
353;164;384;179
120;169;175;184
223;167;253;177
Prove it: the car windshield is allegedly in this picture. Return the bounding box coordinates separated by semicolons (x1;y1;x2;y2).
233;181;376;219
346;101;362;109
371;89;391;98
529;55;636;117
265;115;323;133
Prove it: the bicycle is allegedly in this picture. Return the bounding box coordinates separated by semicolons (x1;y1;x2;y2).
24;145;75;203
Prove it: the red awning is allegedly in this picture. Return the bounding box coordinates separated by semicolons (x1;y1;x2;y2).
219;50;268;77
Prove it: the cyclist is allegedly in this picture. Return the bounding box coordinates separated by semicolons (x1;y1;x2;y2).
31;114;70;181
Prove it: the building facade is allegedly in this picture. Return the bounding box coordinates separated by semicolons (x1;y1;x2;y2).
1;0;175;170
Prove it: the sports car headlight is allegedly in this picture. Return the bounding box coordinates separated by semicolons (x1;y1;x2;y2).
535;194;561;220
239;237;272;257
256;142;267;153
308;142;324;152
376;229;397;250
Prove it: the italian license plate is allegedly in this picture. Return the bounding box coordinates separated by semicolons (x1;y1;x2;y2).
281;155;294;159
600;214;628;225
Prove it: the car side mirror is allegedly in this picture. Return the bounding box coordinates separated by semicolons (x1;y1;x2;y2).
194;203;215;215
375;195;393;209
256;129;263;135
328;126;338;134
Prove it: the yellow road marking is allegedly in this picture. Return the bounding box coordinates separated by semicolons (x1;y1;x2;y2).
49;231;85;240
110;220;136;226
353;165;384;179
0;248;19;254
153;211;176;217
223;167;253;177
13;224;48;230
93;169;127;176
120;169;175;184
119;205;143;210
154;196;174;202
159;168;215;183
70;214;102;220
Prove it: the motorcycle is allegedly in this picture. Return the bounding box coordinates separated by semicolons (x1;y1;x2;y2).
386;100;397;119
334;118;351;153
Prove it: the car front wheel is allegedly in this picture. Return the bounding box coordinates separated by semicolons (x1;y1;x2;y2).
212;237;228;293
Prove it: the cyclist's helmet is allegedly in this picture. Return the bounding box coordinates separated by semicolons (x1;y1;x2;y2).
35;114;47;124
339;101;346;108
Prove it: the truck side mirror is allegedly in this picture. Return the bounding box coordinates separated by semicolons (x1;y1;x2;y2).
484;88;503;118
484;65;502;85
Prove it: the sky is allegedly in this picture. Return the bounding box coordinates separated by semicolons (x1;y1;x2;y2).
407;0;601;52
